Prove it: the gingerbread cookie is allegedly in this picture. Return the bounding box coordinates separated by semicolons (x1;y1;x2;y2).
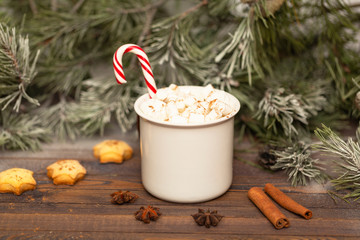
93;140;133;164
0;168;36;195
47;160;87;185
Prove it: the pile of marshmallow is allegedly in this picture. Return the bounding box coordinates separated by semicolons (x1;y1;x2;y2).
140;84;234;124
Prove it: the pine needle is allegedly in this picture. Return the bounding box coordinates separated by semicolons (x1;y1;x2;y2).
314;124;360;201
0;110;50;150
271;141;327;186
0;23;39;111
254;86;327;139
0;0;359;151
327;190;351;204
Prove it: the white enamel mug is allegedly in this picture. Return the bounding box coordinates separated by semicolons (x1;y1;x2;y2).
134;86;240;203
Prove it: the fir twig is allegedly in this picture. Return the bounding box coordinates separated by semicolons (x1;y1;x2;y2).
51;0;57;12
327;190;351;204
130;7;158;69
254;86;326;138
70;0;86;14
114;0;167;14
71;77;136;136
37;96;79;140
0;0;359;151
146;0;213;86
0;110;50;150
271;141;327;186
215;16;259;86
0;23;40;112
28;0;38;15
314;124;360;200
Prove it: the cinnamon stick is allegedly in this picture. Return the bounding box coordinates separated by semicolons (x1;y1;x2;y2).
248;187;290;229
264;183;312;220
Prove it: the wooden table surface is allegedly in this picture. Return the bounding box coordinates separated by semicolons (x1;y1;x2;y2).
1;129;360;239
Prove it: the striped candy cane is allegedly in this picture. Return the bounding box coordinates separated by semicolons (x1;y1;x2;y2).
113;44;157;99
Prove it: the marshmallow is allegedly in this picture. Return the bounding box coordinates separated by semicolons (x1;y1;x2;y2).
166;101;179;118
167;93;178;102
181;108;191;119
169;84;178;91
140;99;165;112
191;88;205;101
181;87;191;95
140;99;167;121
188;113;205;123
198;101;210;112
206;109;222;121
156;88;169;101
140;84;235;124
184;96;196;107
188;102;206;115
210;99;233;116
203;84;215;99
175;99;186;113
207;91;222;102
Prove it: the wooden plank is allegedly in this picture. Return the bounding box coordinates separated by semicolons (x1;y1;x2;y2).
1;202;360;220
1;184;356;209
0;213;360;237
1;231;357;240
0;181;356;210
1;130;360;238
0;159;287;184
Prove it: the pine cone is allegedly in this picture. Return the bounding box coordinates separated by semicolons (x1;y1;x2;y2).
258;145;282;170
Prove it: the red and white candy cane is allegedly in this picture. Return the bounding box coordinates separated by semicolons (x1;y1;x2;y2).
113;44;157;98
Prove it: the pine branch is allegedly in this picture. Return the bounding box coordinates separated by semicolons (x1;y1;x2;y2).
271;141;327;186
70;77;136;136
34;55;91;95
208;0;234;16
70;0;86;14
326;59;360;117
0;110;50;150
28;0;38;15
0;0;359;151
314;124;360;200
111;0;167;14
212;0;303;86
0;23;40;111
51;0;58;12
24;1;154;95
254;85;327;138
146;0;214;87
129;7;158;69
37;97;80;140
215;16;259;86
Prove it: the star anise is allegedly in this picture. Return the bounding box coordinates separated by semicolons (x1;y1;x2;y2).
135;205;161;224
191;209;224;228
110;190;138;205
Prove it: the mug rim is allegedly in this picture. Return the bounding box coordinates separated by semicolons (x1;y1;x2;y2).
134;85;241;127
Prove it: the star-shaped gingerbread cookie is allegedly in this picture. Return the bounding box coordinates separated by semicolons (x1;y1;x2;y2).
93;140;133;164
0;168;36;195
47;159;87;185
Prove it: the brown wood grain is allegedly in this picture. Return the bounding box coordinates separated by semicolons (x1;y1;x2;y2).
3;231;358;240
1;132;360;239
1;212;360;236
